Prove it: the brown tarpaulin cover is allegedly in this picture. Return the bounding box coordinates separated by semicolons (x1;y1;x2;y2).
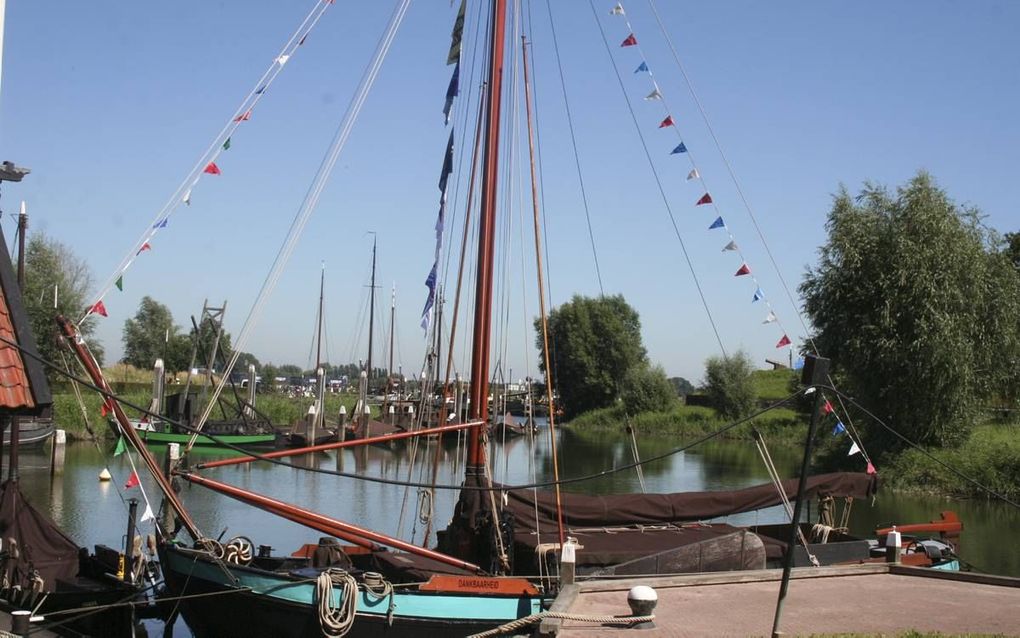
504;472;877;532
0;480;80;589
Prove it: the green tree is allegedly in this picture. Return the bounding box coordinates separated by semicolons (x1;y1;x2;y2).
22;232;104;374
620;364;676;413
1005;232;1020;270
536;294;647;419
668;376;695;397
800;172;1020;450
703;350;756;420
122;296;183;370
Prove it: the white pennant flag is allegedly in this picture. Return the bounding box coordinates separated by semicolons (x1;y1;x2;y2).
848;442;861;456
722;240;738;251
277;54;291;66
182;189;192;206
762;310;777;324
644;88;662;101
686;168;700;181
141;503;155;522
609;3;625;15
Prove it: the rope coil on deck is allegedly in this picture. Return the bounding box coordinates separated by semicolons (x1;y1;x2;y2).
466;611;656;637
316;568;359;637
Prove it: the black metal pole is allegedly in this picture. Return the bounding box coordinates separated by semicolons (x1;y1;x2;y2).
125;498;138;584
771;385;823;637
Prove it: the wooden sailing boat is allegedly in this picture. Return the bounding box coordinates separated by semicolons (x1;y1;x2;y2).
289;264;340;448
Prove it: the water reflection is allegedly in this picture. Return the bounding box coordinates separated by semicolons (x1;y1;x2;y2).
11;428;1020;582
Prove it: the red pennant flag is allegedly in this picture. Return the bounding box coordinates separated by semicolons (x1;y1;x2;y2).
696;193;713;206
204;162;221;175
776;334;791;348
100;402;109;417
621;33;637;47
233;110;251;122
658;115;674;128
823;400;834;414
735;263;751;276
866;462;877;475
90;300;108;317
136;242;151;256
125;471;140;489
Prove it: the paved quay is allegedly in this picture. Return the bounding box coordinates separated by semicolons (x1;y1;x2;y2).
549;564;1020;637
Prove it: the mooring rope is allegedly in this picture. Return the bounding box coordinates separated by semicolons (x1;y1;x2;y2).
467;611;655;638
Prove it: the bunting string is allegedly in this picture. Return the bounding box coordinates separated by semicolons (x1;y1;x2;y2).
80;0;337;324
606;2;873;470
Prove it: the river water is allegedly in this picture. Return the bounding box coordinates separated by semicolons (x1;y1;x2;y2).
11;426;1020;634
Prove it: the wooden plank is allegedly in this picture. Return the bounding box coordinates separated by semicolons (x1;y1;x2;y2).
538;583;579;637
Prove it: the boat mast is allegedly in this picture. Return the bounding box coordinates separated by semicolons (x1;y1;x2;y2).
366;233;377;386
315;263;325;372
466;0;508;469
314;263;325;436
386;283;395;398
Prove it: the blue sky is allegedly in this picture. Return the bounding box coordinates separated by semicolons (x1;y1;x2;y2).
1;1;1017;384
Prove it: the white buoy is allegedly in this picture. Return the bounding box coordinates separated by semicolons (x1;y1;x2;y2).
99;468;112;482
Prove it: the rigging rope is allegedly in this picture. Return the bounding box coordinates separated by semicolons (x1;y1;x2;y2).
467;611;655;638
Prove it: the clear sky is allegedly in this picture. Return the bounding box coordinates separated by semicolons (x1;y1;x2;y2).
1;1;1017;384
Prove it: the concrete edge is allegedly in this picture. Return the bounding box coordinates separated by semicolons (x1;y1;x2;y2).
889;564;1020;588
537;583;580;637
575;563;890;592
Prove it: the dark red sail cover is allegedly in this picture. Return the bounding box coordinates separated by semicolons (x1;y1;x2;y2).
504;472;877;532
0;480;80;589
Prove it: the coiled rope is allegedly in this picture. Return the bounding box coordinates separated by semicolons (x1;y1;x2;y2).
316;568;359;638
361;571;395;626
467;611;655;638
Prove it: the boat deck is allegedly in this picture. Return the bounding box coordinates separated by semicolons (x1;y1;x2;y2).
546;564;1020;637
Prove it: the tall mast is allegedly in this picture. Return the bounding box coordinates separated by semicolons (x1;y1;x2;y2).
386;283;395;396
466;0;508;469
366;233;377;384
315;262;325;370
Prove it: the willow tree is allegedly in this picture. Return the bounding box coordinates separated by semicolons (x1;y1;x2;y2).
800;172;1020;450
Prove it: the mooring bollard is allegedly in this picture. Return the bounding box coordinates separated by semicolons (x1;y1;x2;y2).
560;537;578;586
627;585;657;629
886;526;902;564
11;609;31;634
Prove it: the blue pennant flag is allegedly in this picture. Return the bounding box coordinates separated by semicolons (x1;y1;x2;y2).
793;357;805;371
832;421;846;436
634;61;649;73
443;62;460;125
153;218;168;229
438;130;454;193
671;142;688;154
255;85;267;95
708;216;725;230
420;264;437;331
752;287;764;302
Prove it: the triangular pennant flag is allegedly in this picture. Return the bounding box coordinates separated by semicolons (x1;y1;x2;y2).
658;115;674;128
708;216;725;230
90;300;108;317
823;400;834;414
671;142;687;154
276;54;290;66
722;240;738;252
125;471;140;489
634;61;649;73
233;110;251;122
735;263;751;276
609;3;625;15
183;189;192;205
644;88;662;101
115;276;123;291
136;243;151;256
443;62;460;125
447;0;466;64
223;137;231;151
752;287;764;302
866;462;877;475
848;442;861;456
255;85;267;95
696;193;712;205
140;503;155;522
775;334;791;348
793;357;805;370
298;33;308;46
832;421;846;436
621;34;637;47
762;310;777;324
152;218;167;229
203;162;221;175
686;168;700;181
100;400;110;418
113;436;127;456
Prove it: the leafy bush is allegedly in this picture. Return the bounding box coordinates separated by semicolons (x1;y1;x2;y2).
704;350;757;420
620;364;676;414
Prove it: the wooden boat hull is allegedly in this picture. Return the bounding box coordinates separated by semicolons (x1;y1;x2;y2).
4;417;55;447
160;545;544;638
135;429;279;448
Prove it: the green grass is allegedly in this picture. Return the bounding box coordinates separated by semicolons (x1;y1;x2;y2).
881;423;1020;500
568;402;807;443
751;368;797;400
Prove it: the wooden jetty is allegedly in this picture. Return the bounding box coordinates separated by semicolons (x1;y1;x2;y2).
544;564;1020;637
